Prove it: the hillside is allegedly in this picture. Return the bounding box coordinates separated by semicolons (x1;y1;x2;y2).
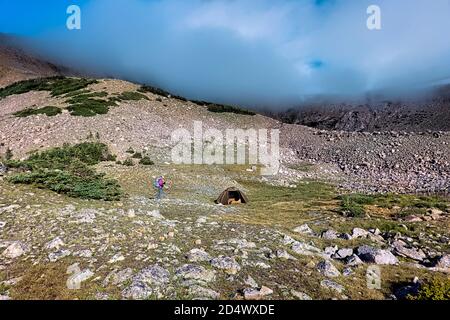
0;34;67;87
0;43;448;300
275;96;450;132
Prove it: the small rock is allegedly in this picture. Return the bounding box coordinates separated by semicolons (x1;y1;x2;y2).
135;264;170;286
291;290;312;300
109;253;125;264
176;264;216;283
103;268;133;286
122;282;152;300
49;249;71;262
293;224;314;235
352;228;369;238
244;275;259;288
345;254;364;266
189;286;220;300
320;280;344;293
44;237;65;251
243;286;273;300
332;248;353;260
2;241;28;259
321;229;339;240
317;260;341;278
433;254;450;270
210;256;241;275
276;249;297;260
147;210;164;219
291;241;323;257
186;248;212;262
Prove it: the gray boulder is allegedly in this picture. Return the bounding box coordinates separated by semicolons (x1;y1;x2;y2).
317;260;341;278
210;256;241;275
332;248;353;260
293;224;315;236
356;245;399;265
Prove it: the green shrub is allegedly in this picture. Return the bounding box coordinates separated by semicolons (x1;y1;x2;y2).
397;207;427;218
139;156;154;166
123;158;134;166
14;106;61;118
339;194;375;205
5;148;13;161
6;143;121;201
67;98;116;117
117;91;149;101
138;85;187;101
408;279;450;300
206;104;256;115
341;202;365;217
0;77;97;99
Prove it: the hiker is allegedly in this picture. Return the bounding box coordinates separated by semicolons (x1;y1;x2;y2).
154;176;166;200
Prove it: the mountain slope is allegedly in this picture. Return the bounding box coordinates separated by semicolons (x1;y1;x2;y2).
0;34;66;87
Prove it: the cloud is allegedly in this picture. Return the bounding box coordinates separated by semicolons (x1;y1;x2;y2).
27;0;450;107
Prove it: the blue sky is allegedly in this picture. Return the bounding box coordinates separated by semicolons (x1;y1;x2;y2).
1;0;450;106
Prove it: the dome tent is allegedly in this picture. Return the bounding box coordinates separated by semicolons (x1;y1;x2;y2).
215;187;249;205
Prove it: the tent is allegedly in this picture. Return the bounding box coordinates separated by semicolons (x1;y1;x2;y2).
215;187;249;205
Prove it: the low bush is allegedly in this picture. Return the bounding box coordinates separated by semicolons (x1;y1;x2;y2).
0;77;97;99
6;143;121;201
206;104;256;116
123;158;134;166
14;106;61;118
117;91;149;101
139;156;154;166
408;279;450;300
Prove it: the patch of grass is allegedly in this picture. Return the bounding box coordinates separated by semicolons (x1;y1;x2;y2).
117;91;149;101
139;156;154;166
338;194;372;217
0;77;97;99
138;85;187;101
13;106;62;118
123;158;134;167
6;143;121;201
371;194;448;211
64;91;116;117
397;207;427;218
407;279;450;300
222;179;337;228
206;104;256;116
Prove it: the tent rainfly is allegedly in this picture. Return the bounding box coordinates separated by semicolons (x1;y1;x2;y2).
215;187;249;205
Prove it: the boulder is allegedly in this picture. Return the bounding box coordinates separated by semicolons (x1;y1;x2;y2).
2;242;28;259
293;224;314;236
352;228;369;238
186;248;212;262
332;248;353;260
321;229;339;240
433;254;450;270
356;245;399;265
176;264;216;283
291;241;323;257
210;256;241;275
392;241;426;262
320;280;344;293
317;260;341;278
243;286;273;300
345;254;364;266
